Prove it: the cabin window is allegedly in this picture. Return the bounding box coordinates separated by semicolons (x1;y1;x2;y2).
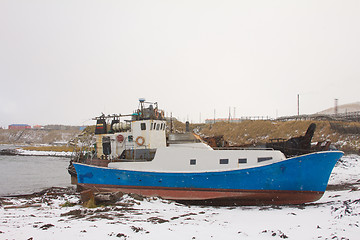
141;123;146;130
220;159;229;164
238;158;247;164
258;157;272;162
190;159;196;165
156;124;160;130
128;135;133;142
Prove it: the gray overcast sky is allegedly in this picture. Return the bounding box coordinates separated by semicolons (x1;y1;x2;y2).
1;0;359;127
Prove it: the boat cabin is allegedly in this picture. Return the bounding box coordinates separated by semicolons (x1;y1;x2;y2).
94;99;167;161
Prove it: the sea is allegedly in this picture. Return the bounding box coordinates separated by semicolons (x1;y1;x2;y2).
0;145;72;196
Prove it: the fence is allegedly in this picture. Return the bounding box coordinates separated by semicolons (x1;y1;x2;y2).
276;111;360;122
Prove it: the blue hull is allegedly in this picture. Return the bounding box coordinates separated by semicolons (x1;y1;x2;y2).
74;151;343;205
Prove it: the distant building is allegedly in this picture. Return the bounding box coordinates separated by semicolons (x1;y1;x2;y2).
8;124;31;130
33;125;43;129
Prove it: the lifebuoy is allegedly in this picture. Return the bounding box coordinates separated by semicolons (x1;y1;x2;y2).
135;136;145;146
116;134;124;143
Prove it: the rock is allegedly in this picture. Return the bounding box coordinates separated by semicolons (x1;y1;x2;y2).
116;233;127;238
40;224;54;230
0;149;17;156
94;192;123;204
80;190;127;206
130;226;148;233
147;217;169;224
80;190;94;203
127;193;145;201
60;209;86;219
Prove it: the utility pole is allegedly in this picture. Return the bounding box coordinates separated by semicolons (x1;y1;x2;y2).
297;94;300;116
214;109;216;124
334;99;338;115
228;106;231;122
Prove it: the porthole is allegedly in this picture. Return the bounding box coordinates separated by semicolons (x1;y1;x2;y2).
238;158;247;164
220;159;229;164
258;157;272;162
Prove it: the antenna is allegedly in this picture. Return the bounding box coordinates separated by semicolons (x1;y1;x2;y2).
170;112;173;133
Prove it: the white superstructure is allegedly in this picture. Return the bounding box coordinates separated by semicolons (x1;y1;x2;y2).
93;99;286;173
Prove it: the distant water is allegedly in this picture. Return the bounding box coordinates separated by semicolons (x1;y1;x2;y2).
0;145;72;196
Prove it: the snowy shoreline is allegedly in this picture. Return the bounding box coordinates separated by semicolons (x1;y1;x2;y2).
0;147;73;157
0;155;359;239
16;148;73;157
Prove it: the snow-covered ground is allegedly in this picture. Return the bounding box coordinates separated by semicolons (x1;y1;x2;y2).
1;155;359;240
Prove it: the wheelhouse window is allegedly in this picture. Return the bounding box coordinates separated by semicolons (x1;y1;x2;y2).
220;159;229;164
258;157;272;162
153;123;156;130
128;135;133;142
190;159;196;165
156;124;160;130
150;123;153;130
238;158;247;164
141;123;146;130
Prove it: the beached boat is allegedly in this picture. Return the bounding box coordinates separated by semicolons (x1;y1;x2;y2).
72;99;343;205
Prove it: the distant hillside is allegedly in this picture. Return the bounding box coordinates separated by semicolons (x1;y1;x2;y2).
2;120;360;154
0;129;81;145
192;120;360;153
317;102;360;115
